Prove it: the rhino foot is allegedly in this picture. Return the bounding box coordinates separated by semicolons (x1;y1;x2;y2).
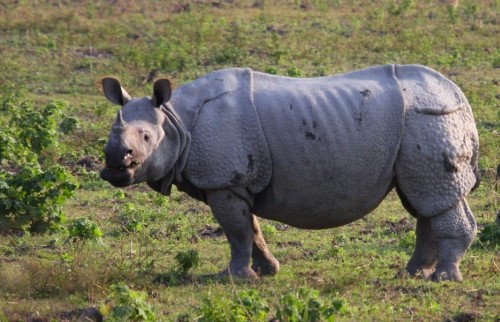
399;189;476;282
252;257;280;276
431;266;462;282
407;267;434;280
427;199;476;282
219;266;258;280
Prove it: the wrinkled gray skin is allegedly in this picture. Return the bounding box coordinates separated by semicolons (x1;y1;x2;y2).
101;65;480;281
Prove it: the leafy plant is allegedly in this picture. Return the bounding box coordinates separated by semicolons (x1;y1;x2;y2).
175;249;200;276
197;296;242;322
197;287;345;321
399;230;416;250
0;89;78;233
67;217;103;242
197;289;269;322
287;66;303;77
276;287;346;322
237;289;270;321
477;223;500;247
0;164;77;233
154;249;200;285
103;283;155;321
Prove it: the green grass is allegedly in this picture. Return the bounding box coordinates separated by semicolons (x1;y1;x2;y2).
1;0;499;321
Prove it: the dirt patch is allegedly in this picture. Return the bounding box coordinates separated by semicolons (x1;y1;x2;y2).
56;307;103;322
0;229;25;236
276;240;302;248
445;312;479;322
197;225;223;238
22;307;102;322
384;218;415;234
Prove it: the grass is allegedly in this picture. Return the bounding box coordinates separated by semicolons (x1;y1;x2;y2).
0;0;499;321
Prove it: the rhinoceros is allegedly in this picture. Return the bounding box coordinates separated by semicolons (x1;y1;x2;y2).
100;64;480;281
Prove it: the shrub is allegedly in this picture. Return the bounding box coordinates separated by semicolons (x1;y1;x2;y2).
103;284;155;321
0;164;77;232
0;88;78;233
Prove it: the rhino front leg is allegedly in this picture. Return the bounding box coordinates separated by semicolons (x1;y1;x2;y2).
251;215;280;276
207;189;258;279
429;198;476;282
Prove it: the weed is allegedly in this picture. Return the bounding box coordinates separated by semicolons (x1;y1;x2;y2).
287;66;303;77
154;249;199;285
477;223;500;247
67;217;103;242
102;283;155;321
399;230;416;250
276;287;347;321
175;249;200;276
197;289;269;322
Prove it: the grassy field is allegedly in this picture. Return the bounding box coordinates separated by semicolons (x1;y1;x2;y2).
0;0;499;321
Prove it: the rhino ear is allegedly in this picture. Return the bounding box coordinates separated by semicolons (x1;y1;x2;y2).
102;77;131;106
152;78;172;108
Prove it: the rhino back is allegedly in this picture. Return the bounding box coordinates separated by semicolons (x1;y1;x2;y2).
252;65;405;228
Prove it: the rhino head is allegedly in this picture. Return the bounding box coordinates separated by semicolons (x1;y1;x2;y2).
100;77;183;190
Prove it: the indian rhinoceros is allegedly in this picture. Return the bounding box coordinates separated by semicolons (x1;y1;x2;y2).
100;64;480;281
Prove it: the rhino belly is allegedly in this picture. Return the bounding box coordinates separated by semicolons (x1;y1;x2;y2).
253;177;395;229
251;66;405;229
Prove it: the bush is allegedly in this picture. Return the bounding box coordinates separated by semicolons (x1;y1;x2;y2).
0;164;77;232
0;88;78;233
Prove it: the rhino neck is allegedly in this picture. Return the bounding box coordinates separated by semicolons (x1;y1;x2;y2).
147;104;191;196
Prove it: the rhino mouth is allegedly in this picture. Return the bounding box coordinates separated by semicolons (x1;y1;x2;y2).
100;161;140;187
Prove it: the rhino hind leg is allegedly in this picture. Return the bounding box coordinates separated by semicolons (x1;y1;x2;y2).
207;189;258;279
428;198;476;281
251;215;280;276
398;188;476;281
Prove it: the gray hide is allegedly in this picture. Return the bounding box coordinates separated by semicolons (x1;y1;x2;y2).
171;65;477;228
251;65;405;228
101;64;480;281
170;68;272;194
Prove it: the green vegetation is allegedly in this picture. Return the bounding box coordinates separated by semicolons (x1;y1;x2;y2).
0;90;78;233
103;283;156;321
0;0;498;321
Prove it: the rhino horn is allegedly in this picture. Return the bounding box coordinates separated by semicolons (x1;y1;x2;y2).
114;109;127;129
102;77;131;106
